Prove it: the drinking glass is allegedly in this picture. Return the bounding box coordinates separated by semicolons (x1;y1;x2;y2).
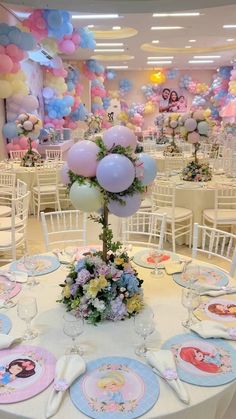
63;312;84;355
17;296;38;340
0;276;16;308
150;251;164;279
181;288;200;328
134;307;155;356
23;254;39;287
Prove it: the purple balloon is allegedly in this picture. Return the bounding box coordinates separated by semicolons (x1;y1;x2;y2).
103;125;137;151
184;118;197;133
60;162;70;185
67;140;99;177
96;154;135;193
108;194;141;217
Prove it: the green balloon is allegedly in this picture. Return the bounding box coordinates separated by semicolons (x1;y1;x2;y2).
69;181;103;212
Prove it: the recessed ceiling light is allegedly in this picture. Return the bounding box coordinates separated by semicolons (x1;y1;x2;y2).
106;65;128;69
185;46;192;48
189;60;214;63
147;56;174;59
113;26;121;30
151;26;183;30
189;39;196;42
194;55;221;59
223;25;236;28
87;25;94;28
227;38;235;41
147;60;172;64
96;42;124;46
152;40;160;44
72;14;120;19
94;48;124;52
153;12;200;17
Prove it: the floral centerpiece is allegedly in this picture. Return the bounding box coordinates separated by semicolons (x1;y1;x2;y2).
84;113;103;139
163;113;182;155
154;114;169;144
16;113;42;167
180;110;212;182
59;125;157;324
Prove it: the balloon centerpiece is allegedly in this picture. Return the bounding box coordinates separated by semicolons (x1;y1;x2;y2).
181;111;212;182
163;114;182;155
16;113;42;167
84;113;103;140
59;125;158;324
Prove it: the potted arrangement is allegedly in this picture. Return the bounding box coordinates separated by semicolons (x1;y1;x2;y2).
16;113;42;167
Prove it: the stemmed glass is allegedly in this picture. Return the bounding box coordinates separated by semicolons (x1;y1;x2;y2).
181;288;200;328
23;254;39;287
150;251;164;279
0;276;16;308
134;307;156;356
63;312;84;355
17;296;38;340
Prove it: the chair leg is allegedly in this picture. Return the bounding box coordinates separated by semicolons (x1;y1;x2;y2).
189;217;193;248
37;193;40;219
172;222;176;253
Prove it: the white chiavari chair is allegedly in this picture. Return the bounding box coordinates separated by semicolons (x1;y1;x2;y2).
9;150;27;160
164;154;185;174
45;149;63;161
0;172;16;211
203;185;236;230
32;167;61;219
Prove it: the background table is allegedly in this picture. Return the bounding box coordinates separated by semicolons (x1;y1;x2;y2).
1;250;236;419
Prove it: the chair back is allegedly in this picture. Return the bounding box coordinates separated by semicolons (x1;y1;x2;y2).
122;211;166;249
223;155;236;178
192;223;236;277
40;210;87;251
152;181;175;213
181;143;192;156
0;172;16;205
164;155;185;173
215;186;236;212
143;142;156;153
200;143;212;158
11;191;30;259
35;167;58;190
9;150;26;160
16;179;28;197
45;149;62;161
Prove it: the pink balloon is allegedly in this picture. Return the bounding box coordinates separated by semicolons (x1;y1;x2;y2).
0;54;13;73
103;126;137;151
60;162;70;184
60;40;75;54
6;142;14;152
11;62;21;73
19;137;29;149
13;138;19;145
72;33;80;44
0;45;5;53
6;44;24;61
31;140;38;149
13;144;21;150
67;141;99;177
188;131;200;144
184;118;197;132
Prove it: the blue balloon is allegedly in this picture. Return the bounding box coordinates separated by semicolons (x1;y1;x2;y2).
63;96;74;106
0;23;10;35
47;10;63;29
2;122;17;139
20;32;36;51
8;27;21;45
138;153;157;186
0;35;9;46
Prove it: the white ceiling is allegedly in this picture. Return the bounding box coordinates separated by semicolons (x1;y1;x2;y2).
3;1;236;70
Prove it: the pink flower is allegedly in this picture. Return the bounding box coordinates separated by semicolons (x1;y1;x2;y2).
105;403;119;412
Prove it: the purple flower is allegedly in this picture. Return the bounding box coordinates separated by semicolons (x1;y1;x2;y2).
98;264;110;276
107;296;127;321
110;266;123;281
70;283;79;296
76;269;91;285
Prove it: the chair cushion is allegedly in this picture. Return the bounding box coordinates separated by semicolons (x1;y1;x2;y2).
0;231;23;247
155;206;192;221
203;209;236;223
140;199;152;209
33;185;57;193
0;217;22;231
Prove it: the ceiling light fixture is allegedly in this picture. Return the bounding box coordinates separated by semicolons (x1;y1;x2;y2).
223;25;236;28
87;25;94;28
227;38;235;41
189;39;196;42
152;40;160;44
185;46;192;48
106;65;128;69
113;26;121;30
153;12;200;17
96;42;124;46
189;60;214;63
193;55;221;58
94;48;124;52
147;56;174;59
151;26;183;30
147;60;172;64
72;14;119;19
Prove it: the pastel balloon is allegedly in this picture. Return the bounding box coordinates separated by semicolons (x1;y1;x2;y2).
22;95;39;111
6;142;14;152
67;140;99;177
0;80;12;98
0;54;13;73
137;153;157;186
103;125;137;151
198;121;209;136
170;120;178;129
19;136;29;149
193;110;205;121
69;181;103;212
187;132;200;144
96;154;135;193
2;122;17;139
60;162;70;185
108;194;141;217
184;118;197;132
60;40;75;54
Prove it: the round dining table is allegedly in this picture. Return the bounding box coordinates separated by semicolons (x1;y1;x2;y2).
0;248;236;419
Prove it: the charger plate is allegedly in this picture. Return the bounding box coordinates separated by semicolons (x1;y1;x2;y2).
133;249;179;269
0;313;12;334
0;275;21;301
0;345;56;403
173;264;229;289
70;356;159;419
194;295;236;327
162;333;236;386
10;255;60;276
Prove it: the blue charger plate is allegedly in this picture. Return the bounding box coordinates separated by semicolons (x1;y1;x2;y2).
0;313;12;334
173;264;229;289
10;255;60;276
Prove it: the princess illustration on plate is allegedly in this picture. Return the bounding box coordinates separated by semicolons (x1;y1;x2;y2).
0;358;36;386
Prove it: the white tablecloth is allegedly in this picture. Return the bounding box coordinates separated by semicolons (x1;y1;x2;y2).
1;250;236;419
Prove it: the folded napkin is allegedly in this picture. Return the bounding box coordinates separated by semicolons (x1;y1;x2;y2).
0;334;21;350
53;248;77;264
198;284;236;297
46;354;86;418
0;270;27;283
190;320;236;340
146;349;190;404
163;261;185;275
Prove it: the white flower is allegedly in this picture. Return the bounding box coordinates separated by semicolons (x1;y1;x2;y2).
92;298;106;312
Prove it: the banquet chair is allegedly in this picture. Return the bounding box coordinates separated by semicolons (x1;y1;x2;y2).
45;149;63;161
152;181;193;252
143;142;156;154
9;150;27;160
164;155;185;174
181;143;193;156
200;143;212;158
32;167;61;219
0;172;16;208
192;223;236;277
0;191;30;261
203;185;236;230
224;155;236;178
121;211;166;249
16;179;28;197
40;210;87;251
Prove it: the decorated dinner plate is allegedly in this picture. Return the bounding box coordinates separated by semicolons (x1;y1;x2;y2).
173;264;229;289
133;249;179;269
0;345;56;403
0;313;12;334
162;333;236;386
0;275;21;301
70;356;159;419
10;255;60;276
194;295;236;327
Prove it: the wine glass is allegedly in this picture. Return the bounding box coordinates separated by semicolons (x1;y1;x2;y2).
0;276;16;309
185;265;200;289
134;307;156;356
23;254;39;287
17;296;38;340
150;251;164;279
181;288;200;329
63;312;84;355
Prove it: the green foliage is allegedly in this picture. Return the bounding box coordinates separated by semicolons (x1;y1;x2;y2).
89;213;122;254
